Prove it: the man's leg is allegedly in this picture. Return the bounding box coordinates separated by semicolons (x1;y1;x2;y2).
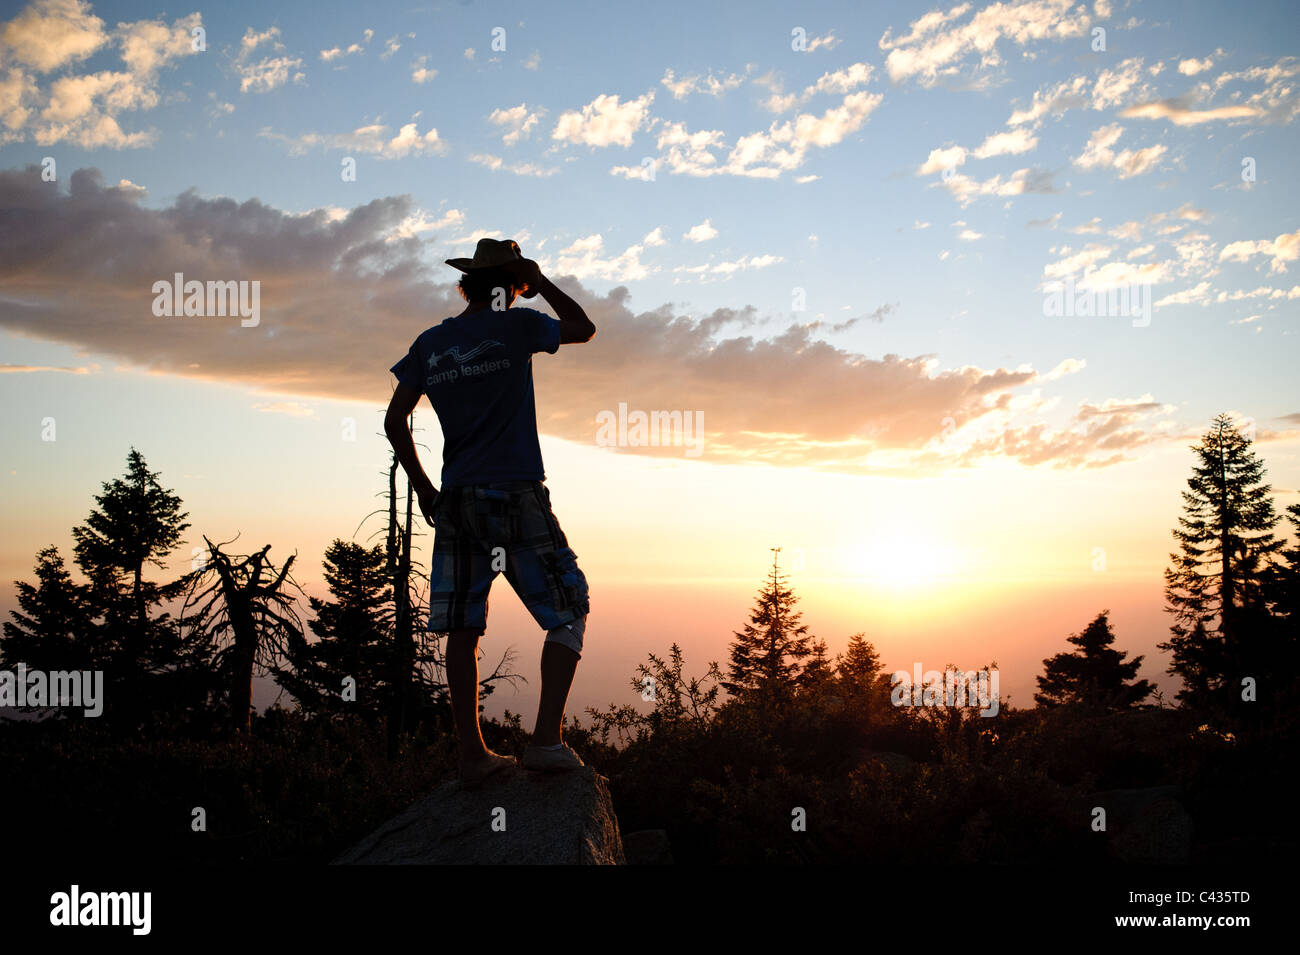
446;627;514;779
446;628;488;759
532;641;580;746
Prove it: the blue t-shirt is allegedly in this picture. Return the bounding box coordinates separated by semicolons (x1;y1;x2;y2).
390;306;562;487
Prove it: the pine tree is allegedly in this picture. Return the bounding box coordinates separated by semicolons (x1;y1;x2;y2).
68;448;207;723
2;546;96;674
724;548;815;706
1034;610;1153;709
1159;414;1283;709
276;540;392;722
836;631;888;719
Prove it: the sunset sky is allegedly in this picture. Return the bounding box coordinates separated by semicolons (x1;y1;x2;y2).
2;0;1298;721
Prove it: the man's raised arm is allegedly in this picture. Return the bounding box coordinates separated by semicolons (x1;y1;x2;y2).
513;259;595;344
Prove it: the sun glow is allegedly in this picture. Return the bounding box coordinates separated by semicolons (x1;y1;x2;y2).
844;530;962;591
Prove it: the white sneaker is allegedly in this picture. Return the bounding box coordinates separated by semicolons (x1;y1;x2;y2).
522;742;585;772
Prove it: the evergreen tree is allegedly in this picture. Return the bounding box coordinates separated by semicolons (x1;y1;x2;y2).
836;631;888;719
1159;414;1283;710
68;448;207;723
276;540;394;722
724;548;815;706
1034;610;1153;709
798;638;835;693
2;546;96;675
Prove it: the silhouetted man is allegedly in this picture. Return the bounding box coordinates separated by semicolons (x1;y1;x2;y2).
385;237;595;784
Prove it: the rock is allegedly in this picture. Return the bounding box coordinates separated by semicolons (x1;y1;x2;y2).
623;829;674;865
333;765;626;865
1089;786;1193;865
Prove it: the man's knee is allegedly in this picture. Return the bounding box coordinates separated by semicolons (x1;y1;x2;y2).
545;614;585;657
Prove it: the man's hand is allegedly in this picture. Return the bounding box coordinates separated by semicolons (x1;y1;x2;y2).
415;480;439;527
506;257;544;298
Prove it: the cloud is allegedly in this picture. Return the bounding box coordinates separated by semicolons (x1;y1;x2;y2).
0;0;106;72
1219;230;1300;274
0;5;203;149
1154;281;1212;308
879;0;1093;87
234;26;304;94
918;144;967;175
972;127;1038;157
642;227;666;246
542;234;653;282
488;102;541;145
1007;57;1156;129
661;66;750;100
958;396;1179;469
466;153;558;177
684;219;717;243
803;31;841;52
614;89;882;180
0;164;1156;474
1178;56;1214;76
1121;99;1261;125
552;91;655;148
1073;123;1166;177
759;61;873;112
261;120;448;158
411;55;436;84
939;166;1058;206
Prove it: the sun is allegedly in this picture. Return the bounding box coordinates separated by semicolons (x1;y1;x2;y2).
846;532;959;590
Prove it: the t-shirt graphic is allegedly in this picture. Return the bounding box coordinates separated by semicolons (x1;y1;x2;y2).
390;306;561;487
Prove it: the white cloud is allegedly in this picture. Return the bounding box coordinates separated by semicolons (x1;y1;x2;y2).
1178;56;1214;76
972;126;1038;157
1219;230;1300;273
411;55;436;84
466;153;558;176
552;91;654;147
543;234;653;281
488;102;541;145
684;219;718;243
235;26;303;94
880;0;1093;87
1154;281;1212;307
615;89;882;180
0;0;107;72
1073;123;1166;177
661;65;750;100
642;227;666;246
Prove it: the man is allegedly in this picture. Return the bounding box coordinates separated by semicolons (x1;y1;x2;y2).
385;237;596;784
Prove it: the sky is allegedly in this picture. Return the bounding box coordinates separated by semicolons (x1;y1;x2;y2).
1;0;1298;723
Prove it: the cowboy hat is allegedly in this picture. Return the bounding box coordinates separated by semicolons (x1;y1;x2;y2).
445;237;526;272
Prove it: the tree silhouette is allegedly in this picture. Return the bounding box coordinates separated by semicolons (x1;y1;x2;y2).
1;547;97;712
836;631;888;721
275;539;391;723
1035;610;1153;709
586;643;724;745
724;548;815;707
68;448;208;723
1159;414;1283;709
181;536;304;733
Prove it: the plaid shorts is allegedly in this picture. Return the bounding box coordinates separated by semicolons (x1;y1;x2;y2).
426;479;589;636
